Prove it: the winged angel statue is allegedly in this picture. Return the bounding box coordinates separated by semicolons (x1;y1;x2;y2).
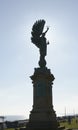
31;19;49;68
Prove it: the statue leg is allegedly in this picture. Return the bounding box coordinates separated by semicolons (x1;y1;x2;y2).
39;56;46;68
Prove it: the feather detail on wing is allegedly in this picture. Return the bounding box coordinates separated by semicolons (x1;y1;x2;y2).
31;19;45;48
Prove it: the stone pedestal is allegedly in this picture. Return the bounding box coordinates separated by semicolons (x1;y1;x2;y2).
26;67;58;130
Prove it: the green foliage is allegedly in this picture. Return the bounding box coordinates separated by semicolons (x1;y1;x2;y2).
60;118;78;129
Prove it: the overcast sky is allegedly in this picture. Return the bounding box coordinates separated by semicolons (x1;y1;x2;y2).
0;0;78;118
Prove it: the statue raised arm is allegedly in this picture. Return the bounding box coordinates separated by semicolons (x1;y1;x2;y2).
31;19;49;68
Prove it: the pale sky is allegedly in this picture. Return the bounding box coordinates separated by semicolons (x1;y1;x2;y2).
0;0;78;119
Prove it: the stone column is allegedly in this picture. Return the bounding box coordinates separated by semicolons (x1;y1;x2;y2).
26;67;58;130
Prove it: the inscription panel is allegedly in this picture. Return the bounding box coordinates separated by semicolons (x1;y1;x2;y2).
35;81;46;97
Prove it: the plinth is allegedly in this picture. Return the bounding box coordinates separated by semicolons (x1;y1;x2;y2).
26;67;58;130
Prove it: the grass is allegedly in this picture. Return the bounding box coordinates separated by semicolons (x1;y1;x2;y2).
60;118;78;129
6;128;20;130
3;125;26;130
6;129;15;130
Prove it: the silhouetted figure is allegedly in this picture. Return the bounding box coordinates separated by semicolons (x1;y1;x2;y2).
31;19;49;68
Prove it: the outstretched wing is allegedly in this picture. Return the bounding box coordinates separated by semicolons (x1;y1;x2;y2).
31;19;45;48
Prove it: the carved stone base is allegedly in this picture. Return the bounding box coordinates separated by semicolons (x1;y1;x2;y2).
26;121;58;130
25;67;58;130
26;108;58;130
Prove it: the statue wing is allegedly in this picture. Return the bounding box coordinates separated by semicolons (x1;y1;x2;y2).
31;19;45;48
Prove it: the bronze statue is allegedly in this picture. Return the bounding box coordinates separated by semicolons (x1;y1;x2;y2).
31;19;49;68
